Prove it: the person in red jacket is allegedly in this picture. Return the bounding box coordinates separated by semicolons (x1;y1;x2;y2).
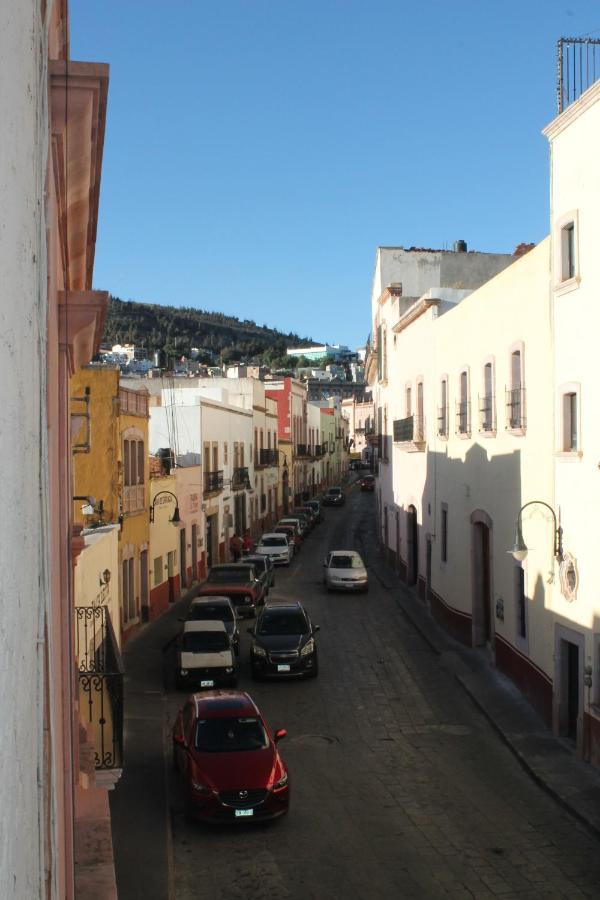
242;530;254;555
229;533;242;561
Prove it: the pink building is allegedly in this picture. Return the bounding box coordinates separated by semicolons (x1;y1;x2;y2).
1;3;114;896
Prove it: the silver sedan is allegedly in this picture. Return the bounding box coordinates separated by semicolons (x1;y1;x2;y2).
323;551;368;593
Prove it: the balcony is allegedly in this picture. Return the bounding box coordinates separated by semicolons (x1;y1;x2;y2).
314;444;323;457
456;400;471;437
258;448;278;467
204;470;224;494
231;466;250;490
437;405;449;439
393;415;426;450
506;387;526;431
76;605;123;772
296;444;312;457
364;426;379;446
478;394;496;434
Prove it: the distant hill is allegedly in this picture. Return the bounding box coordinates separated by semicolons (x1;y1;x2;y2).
103;297;314;366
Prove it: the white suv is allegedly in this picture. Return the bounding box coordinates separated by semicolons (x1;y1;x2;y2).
256;532;293;566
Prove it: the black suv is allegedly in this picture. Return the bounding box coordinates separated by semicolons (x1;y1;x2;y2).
184;596;240;655
248;601;319;679
322;486;345;507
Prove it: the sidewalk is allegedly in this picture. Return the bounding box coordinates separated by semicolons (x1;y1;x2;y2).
110;584;198;900
373;549;600;840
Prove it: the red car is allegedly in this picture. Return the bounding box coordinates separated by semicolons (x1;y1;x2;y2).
173;691;289;823
360;474;376;492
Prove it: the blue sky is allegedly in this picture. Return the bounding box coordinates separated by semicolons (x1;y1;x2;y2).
72;1;600;348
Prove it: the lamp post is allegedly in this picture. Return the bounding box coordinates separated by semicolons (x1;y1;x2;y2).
149;490;182;525
510;501;563;579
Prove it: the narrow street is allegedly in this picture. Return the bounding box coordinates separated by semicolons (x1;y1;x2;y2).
166;483;600;900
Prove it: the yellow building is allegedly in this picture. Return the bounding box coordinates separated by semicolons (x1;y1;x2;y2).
71;366;150;643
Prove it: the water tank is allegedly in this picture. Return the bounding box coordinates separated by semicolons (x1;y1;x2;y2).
153;349;166;367
453;240;468;252
157;447;174;474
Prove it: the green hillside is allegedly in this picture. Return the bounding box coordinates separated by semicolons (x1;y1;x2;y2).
103;297;314;366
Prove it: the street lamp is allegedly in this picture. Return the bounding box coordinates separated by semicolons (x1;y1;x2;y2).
509;500;563;569
149;490;182;524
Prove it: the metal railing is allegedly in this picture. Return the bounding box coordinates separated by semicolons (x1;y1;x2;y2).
314;444;323;456
76;606;123;770
259;448;278;466
231;466;249;490
506;387;526;430
393;416;413;442
204;470;224;493
478;394;496;433
456;400;471;436
296;444;311;457
437;405;449;438
557;37;600;113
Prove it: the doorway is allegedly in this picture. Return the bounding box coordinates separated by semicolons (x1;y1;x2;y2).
140;549;149;621
191;524;198;581
472;517;492;646
555;627;583;746
206;514;218;569
282;470;289;515
407;505;418;586
179;527;187;590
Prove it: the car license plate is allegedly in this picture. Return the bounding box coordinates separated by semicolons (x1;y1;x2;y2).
200;680;214;687
235;808;254;817
277;664;290;672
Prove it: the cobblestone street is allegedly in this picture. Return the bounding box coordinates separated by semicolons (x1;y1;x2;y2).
166;484;600;899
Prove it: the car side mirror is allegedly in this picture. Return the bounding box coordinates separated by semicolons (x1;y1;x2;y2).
274;728;287;743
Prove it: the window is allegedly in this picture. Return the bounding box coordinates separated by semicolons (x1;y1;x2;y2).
153;556;163;585
507;347;525;430
480;362;495;432
123;434;145;513
457;370;470;435
224;442;228;465
405;385;412;417
561;222;576;281
441;505;448;563
515;566;527;641
562;391;579;451
415;381;424;440
438;378;448;437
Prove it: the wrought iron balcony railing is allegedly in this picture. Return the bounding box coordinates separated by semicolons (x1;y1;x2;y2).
296;444;311;457
76;605;123;771
437;405;449;438
557;37;600;113
314;444;323;456
456;400;471;436
393;415;425;444
231;466;250;490
478;394;496;433
505;387;526;430
259;448;278;466
204;470;224;494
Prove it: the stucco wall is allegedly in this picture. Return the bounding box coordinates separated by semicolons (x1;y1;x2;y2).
0;3;48;896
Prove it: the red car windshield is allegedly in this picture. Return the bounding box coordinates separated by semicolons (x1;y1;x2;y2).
195;716;269;752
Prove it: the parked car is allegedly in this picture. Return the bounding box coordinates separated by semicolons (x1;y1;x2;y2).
255;533;294;566
303;499;323;523
274;523;302;551
280;516;308;537
234;559;269;601
294;506;318;528
360;474;376;492
248;600;319;679
197;564;265;617
173;691;289;822
323;550;368;592
176;621;237;690
322;486;345;507
244;554;275;592
184;596;240;655
349;459;363;471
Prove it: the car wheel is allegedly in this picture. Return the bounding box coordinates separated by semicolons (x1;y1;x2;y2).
310;657;319;678
251;669;261;681
362;584;369;594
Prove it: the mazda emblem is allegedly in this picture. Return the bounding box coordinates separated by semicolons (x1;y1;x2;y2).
239;790;248;800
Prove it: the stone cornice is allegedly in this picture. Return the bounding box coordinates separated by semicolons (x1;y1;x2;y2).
392;298;440;334
59;290;108;374
543;78;600;140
